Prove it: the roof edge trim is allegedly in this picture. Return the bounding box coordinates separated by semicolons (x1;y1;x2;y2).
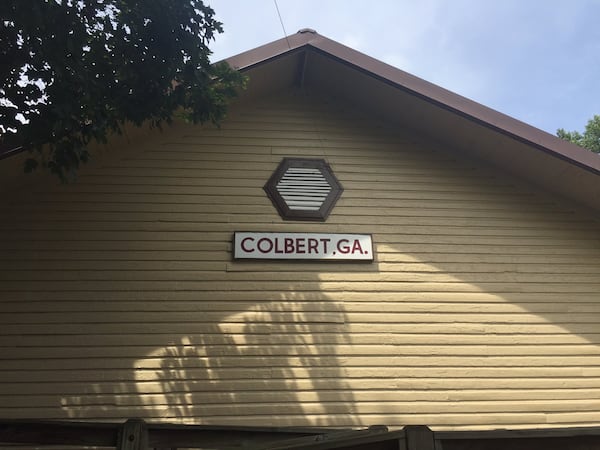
225;31;600;177
303;44;600;176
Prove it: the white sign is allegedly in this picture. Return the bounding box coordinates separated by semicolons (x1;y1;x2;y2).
233;232;373;261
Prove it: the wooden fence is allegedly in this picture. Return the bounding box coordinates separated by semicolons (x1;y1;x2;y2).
1;420;600;450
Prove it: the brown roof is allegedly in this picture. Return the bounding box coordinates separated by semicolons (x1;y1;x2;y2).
224;29;600;213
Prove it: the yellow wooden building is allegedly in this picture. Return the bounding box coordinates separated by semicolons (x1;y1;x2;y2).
1;30;600;432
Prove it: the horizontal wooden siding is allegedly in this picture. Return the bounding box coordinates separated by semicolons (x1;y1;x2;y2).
1;91;600;430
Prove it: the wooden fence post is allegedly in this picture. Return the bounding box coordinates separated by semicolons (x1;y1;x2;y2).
404;426;435;450
118;419;148;450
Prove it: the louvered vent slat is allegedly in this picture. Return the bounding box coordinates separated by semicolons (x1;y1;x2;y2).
264;158;343;220
276;167;332;210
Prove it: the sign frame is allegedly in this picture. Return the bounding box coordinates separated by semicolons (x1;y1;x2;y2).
233;232;374;262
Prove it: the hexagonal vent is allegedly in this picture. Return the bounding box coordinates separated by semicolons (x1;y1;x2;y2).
264;158;343;221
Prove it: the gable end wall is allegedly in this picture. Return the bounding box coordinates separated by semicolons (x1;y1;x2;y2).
1;91;600;430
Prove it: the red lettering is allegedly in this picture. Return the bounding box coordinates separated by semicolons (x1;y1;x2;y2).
296;238;306;254
274;237;283;253
257;238;273;253
337;239;350;254
308;238;318;254
241;237;254;253
320;238;330;253
352;239;364;254
285;238;294;253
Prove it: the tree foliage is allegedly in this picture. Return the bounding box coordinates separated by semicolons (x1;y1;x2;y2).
557;115;600;154
1;0;245;180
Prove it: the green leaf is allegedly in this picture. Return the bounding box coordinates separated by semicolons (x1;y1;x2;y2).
557;116;600;154
1;0;244;179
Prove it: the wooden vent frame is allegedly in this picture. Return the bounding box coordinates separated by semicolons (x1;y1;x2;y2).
264;158;343;221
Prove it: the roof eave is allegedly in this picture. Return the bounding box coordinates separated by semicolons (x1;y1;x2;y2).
303;35;600;175
223;29;322;71
224;31;600;213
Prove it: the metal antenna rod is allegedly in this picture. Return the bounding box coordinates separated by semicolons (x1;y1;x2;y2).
274;0;291;49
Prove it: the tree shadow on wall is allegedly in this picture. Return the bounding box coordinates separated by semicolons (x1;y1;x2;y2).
152;290;357;426
54;282;360;427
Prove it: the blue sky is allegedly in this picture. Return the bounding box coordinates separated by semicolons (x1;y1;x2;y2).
208;0;600;136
